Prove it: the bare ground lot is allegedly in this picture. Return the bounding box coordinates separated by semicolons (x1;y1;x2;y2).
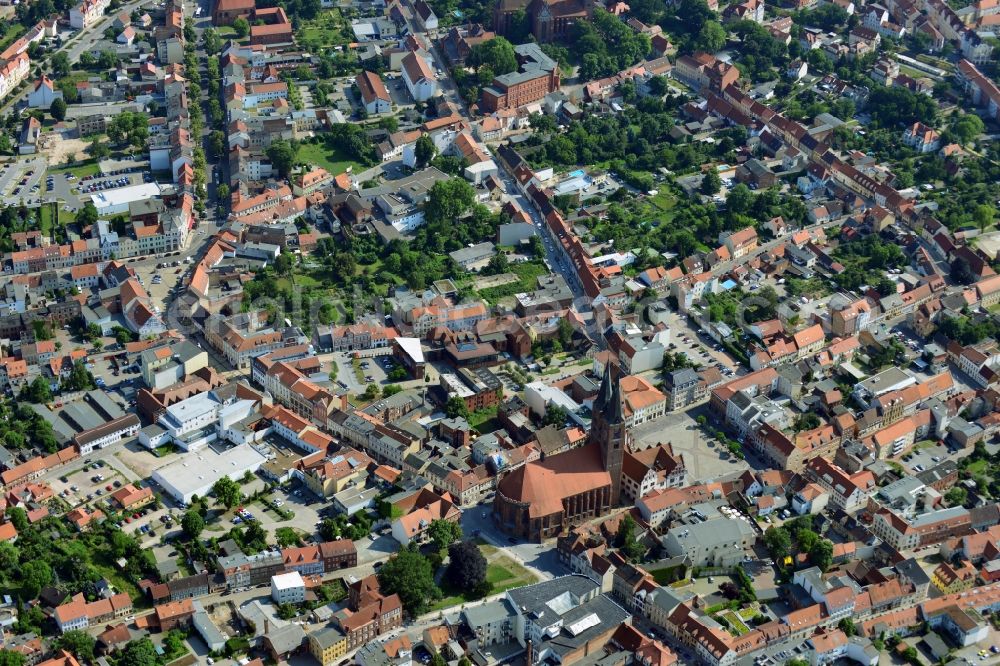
39;133;91;166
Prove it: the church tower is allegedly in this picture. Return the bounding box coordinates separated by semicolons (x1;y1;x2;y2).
590;364;630;505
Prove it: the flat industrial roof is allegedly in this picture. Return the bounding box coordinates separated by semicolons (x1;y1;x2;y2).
152;444;267;499
90;182;162;210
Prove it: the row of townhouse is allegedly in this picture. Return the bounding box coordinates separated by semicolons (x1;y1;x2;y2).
54;592;133;633
217;539;357;588
6;197;193;275
204;311;309;369
70;0;112;28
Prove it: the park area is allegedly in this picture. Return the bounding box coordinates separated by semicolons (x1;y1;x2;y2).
297;142;366;177
431;542;538;611
297;9;353;50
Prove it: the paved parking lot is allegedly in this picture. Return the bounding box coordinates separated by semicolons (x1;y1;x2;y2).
632;410;750;481
386;75;414;107
666;311;741;374
50;459;127;509
0;157;46;201
73;171;145;200
899;442;951;474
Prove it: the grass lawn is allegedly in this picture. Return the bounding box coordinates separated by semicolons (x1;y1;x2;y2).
298;9;352;48
648;189;677;213
486;557;536;591
38;204;56;237
477;261;548;302
49;160;102;179
297;142;366;176
718;609;750;636
966;459;989;475
351;357;366;384
215;25;238;37
430;555;538;611
469;405;499;429
472;417;503;433
0;24;26;54
153;443;179;458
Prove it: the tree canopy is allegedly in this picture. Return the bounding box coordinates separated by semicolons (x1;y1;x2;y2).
212;476;242;509
377;547;440;615
446;540;490;597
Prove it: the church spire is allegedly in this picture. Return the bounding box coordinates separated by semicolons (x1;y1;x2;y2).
606;374;625;425
594;363;614;414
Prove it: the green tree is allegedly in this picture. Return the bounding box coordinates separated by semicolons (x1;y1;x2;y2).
446;540;490;596
20;376;52;404
51;52;70;78
701;170;721;195
445;396;469;419
162;630;185;659
469;37;518;76
275;527;301;547
76;202;99;229
945;486;968;507
726;186;754;215
63;360;96;391
0;651;26;666
182;510;204;539
49;98;67;122
425;178;475;226
427;519;463;552
233;17;250;38
208;130;226;159
88;138;111;159
20;560;52;600
950;114;984;145
377;547;440;615
8;507;27;532
543;404;569;426
273;252;294;276
974;204;995;233
415;134;436;168
763;526;791;560
793;412;821;432
809;539;834;572
694;20;726;52
53;631;96;662
267;139;298;177
212;476;243;509
838;618;857;637
0;542;18;570
118;639;159;666
616;513;646;561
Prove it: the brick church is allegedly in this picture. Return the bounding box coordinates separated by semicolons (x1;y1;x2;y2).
494;366;631;541
493;0;592;42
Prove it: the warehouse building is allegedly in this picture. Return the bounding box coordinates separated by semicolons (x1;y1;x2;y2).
152;443;267;504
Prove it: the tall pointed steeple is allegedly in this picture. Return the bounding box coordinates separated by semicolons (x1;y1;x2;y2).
594;363;614;414
588;363;630;506
606;374;625;425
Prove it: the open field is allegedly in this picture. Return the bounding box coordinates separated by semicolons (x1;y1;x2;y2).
297;9;352;49
297;142;366;176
